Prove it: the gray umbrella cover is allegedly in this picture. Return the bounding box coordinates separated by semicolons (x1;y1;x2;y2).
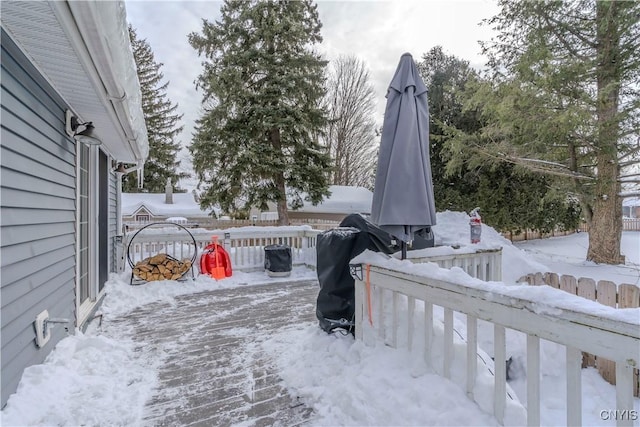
371;53;436;243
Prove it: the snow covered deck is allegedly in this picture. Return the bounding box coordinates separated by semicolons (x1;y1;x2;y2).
111;223;638;426
104;279;318;426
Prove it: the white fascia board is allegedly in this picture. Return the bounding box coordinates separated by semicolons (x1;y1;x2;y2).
52;0;149;162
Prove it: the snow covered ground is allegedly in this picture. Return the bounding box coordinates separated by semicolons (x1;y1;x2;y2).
1;212;638;426
514;230;640;286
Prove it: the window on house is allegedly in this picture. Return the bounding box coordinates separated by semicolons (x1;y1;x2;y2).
136;214;150;223
78;143;90;305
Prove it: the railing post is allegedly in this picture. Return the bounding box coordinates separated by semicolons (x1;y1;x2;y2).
474;257;482;279
424;302;433;367
302;232;310;266
223;232;231;252
392;291;399;348
494;325;506;425
407;296;415;351
479;255;487;280
566;346;582;426
467;315;477;399
444;308;453;379
377;286;385;342
493;250;502;281
354;279;364;341
615;362;634;427
527;334;540;426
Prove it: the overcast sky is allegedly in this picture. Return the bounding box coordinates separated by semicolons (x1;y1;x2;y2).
125;0;500;187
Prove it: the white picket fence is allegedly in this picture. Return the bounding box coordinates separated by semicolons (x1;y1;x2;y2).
352;262;640;427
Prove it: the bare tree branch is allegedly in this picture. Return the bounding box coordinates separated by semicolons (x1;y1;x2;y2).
323;55;377;188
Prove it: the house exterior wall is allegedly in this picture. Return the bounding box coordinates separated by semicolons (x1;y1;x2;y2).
0;30;77;407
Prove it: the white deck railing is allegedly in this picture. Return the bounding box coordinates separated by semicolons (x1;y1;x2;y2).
351;262;640;427
122;226;501;278
409;247;503;281
122;227;322;273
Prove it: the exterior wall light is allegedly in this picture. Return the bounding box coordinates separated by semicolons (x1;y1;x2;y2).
65;109;102;145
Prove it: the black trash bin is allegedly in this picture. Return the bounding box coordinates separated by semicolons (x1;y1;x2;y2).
264;244;292;277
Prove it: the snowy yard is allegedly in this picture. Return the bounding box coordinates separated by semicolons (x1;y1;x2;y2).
1;213;638;426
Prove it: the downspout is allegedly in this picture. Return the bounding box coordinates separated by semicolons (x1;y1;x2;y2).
116;162;144;233
116;170;124;234
115;163;142;272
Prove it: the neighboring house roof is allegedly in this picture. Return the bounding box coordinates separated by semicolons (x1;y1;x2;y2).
290;185;373;215
1;1;148;163
623;197;640;207
122;193;216;218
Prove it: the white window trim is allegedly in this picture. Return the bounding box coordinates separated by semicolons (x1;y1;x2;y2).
75;144;100;327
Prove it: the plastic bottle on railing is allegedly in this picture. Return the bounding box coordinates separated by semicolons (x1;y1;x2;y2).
469;208;482;244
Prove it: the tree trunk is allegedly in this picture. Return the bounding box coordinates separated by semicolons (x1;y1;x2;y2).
270;127;290;226
275;194;289;226
587;1;623;264
587;162;623;264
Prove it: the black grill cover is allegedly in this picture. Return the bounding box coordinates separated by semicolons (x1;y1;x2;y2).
315;214;398;333
264;244;292;273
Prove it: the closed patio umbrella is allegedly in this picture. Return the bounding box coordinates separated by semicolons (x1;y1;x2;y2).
371;53;436;258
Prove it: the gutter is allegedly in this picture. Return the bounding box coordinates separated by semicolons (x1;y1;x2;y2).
50;0;149;162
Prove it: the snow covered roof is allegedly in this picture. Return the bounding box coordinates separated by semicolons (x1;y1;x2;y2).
122;193;216;218
291;185;373;215
622;197;640;207
1;1;148;163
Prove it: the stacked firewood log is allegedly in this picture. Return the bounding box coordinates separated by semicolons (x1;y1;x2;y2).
133;253;192;281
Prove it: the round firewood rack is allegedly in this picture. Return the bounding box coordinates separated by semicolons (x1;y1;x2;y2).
126;222;198;285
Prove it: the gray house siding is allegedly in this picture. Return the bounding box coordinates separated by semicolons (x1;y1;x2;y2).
1;30;77;408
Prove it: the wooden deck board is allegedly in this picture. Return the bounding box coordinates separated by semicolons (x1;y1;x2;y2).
106;279;319;426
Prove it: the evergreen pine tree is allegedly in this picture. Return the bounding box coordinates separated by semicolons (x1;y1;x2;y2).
417;47;481;211
188;0;331;224
418;47;581;234
125;25;187;193
459;1;639;264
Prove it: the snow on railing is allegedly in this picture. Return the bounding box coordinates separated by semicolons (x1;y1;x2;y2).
408;247;502;281
350;258;639;427
123;227;322;273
